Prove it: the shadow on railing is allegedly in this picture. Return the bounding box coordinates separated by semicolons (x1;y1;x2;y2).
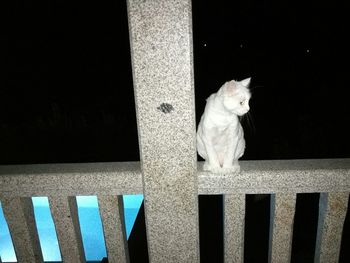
0;159;349;263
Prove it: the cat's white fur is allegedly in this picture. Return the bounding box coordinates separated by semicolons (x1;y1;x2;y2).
197;78;251;174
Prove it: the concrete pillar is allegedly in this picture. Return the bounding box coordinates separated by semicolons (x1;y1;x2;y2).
127;0;199;262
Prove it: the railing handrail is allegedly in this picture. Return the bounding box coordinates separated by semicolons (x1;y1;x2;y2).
0;162;143;197
1;159;349;263
1;159;349;197
199;158;350;194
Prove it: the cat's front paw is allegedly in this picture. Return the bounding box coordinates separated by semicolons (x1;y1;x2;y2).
211;167;226;174
203;162;211;171
231;165;241;173
203;162;222;173
209;166;236;174
222;165;241;174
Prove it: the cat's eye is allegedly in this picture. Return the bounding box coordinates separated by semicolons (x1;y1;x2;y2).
240;101;245;105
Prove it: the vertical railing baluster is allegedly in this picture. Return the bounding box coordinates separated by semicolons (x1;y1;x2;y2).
1;197;43;263
268;193;297;263
98;195;130;263
314;192;349;263
49;196;86;263
224;194;245;263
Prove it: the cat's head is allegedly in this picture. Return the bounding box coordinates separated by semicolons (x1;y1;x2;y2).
219;78;251;116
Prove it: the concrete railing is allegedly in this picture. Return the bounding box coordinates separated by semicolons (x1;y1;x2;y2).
0;159;349;263
1;1;349;263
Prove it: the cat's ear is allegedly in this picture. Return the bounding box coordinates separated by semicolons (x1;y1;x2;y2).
225;80;236;96
241;77;251;87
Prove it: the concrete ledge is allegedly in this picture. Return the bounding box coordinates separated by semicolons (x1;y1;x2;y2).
1;159;349;197
0;162;143;197
198;159;350;194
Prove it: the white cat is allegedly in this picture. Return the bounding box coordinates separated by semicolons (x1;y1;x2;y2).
197;78;251;174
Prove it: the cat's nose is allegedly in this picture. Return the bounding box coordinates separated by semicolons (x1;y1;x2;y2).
246;106;250;112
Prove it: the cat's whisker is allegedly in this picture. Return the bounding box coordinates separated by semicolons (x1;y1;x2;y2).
245;112;252;128
241;111;255;133
247;112;256;133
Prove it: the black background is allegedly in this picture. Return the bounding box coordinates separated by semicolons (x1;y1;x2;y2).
1;1;349;262
1;0;349;164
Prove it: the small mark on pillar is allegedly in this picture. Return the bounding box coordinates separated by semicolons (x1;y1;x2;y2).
157;103;174;114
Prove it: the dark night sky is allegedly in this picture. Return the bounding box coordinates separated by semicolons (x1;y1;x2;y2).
1;0;349;164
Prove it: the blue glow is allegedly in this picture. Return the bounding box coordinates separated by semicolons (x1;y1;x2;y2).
0;203;17;262
76;196;107;261
32;197;62;262
123;195;143;239
0;195;143;262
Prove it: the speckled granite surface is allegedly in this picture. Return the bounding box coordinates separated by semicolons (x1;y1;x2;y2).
49;196;85;263
98;195;129;263
1;159;349;262
224;194;245;263
1;197;43;263
0;162;143;197
1;160;349;196
315;192;349;263
198;159;350;194
268;193;297;263
127;0;199;262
